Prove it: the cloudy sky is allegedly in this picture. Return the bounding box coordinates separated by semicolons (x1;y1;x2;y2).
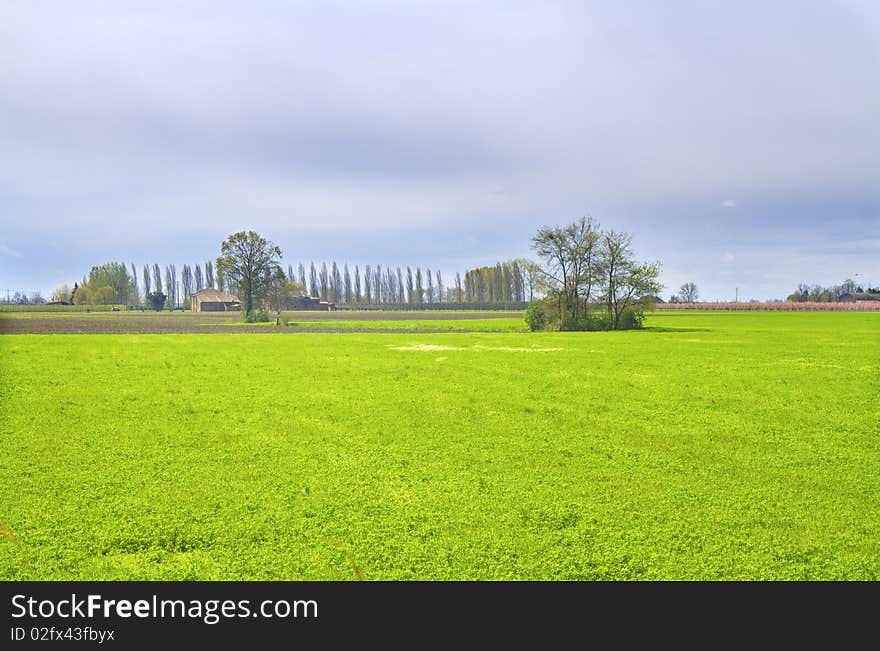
1;1;878;301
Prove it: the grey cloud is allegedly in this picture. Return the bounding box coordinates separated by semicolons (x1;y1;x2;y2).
0;1;878;299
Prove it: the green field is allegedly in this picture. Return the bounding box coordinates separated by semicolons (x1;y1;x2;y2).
1;312;878;579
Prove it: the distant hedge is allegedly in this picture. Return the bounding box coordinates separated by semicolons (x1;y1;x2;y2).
0;304;121;313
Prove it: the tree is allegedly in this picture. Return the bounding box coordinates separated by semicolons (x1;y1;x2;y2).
142;265;151;299
50;284;74;303
434;270;443;304
396;267;405;304
130;263;139;305
146;291;166;311
415;268;424;304
426;268;434;303
182;264;193;306
73;285;91;305
405;267;414;304
320;263;329;300
87;262;134;304
151;264;161;295
462;261;533;305
216;230;284;315
531;217;660;330
373;265;382;303
170;264;177;307
354;265;362;302
599;231;661;329
386;266;397;304
309;262;319;297
343;264;352;304
164;266;174;309
194;264;204;291
679;282;698;303
532;217;601;324
364;265;372;304
205;261;215;288
264;270;296;315
91;285;116;305
515;259;541;301
331;262;342;304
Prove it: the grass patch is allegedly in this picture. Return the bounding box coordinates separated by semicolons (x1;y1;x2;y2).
1;312;878;579
281;318;528;332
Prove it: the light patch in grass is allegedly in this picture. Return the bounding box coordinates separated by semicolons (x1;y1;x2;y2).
387;344;563;352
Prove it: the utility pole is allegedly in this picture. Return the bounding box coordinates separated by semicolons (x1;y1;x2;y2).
735;287;738;302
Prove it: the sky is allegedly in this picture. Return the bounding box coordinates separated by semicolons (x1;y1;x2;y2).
1;1;878;301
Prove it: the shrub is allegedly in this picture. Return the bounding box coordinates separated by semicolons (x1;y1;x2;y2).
524;303;548;332
558;312;612;331
617;307;644;330
146;291;166;311
245;309;271;323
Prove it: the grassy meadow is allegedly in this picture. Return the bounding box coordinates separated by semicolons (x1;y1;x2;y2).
1;311;878;579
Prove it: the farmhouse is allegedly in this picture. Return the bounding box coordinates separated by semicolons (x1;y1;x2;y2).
278;289;336;311
190;288;241;312
839;292;880;303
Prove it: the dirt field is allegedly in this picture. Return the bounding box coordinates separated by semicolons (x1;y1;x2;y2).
0;311;522;334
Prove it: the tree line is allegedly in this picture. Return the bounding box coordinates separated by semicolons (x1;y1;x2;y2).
50;217;665;328
276;259;539;306
55;261;220;308
58;256;542;309
1;291;47;305
785;279;877;302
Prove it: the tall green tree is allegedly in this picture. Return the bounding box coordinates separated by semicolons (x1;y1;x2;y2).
216;230;284;314
87;262;134;304
343;264;352;304
415;268;424;304
164;266;174;309
142;265;152;298
130;263;139;305
364;265;372;304
182;264;193;306
194;264;204;291
152;264;162;295
309;262;319;297
426;268;434;303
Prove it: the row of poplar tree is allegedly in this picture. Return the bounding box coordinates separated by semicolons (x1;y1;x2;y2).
281;259;538;306
64;259;540;307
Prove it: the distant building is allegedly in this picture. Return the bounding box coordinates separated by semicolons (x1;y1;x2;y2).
278;289;335;311
839;292;880;303
190;288;241;312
